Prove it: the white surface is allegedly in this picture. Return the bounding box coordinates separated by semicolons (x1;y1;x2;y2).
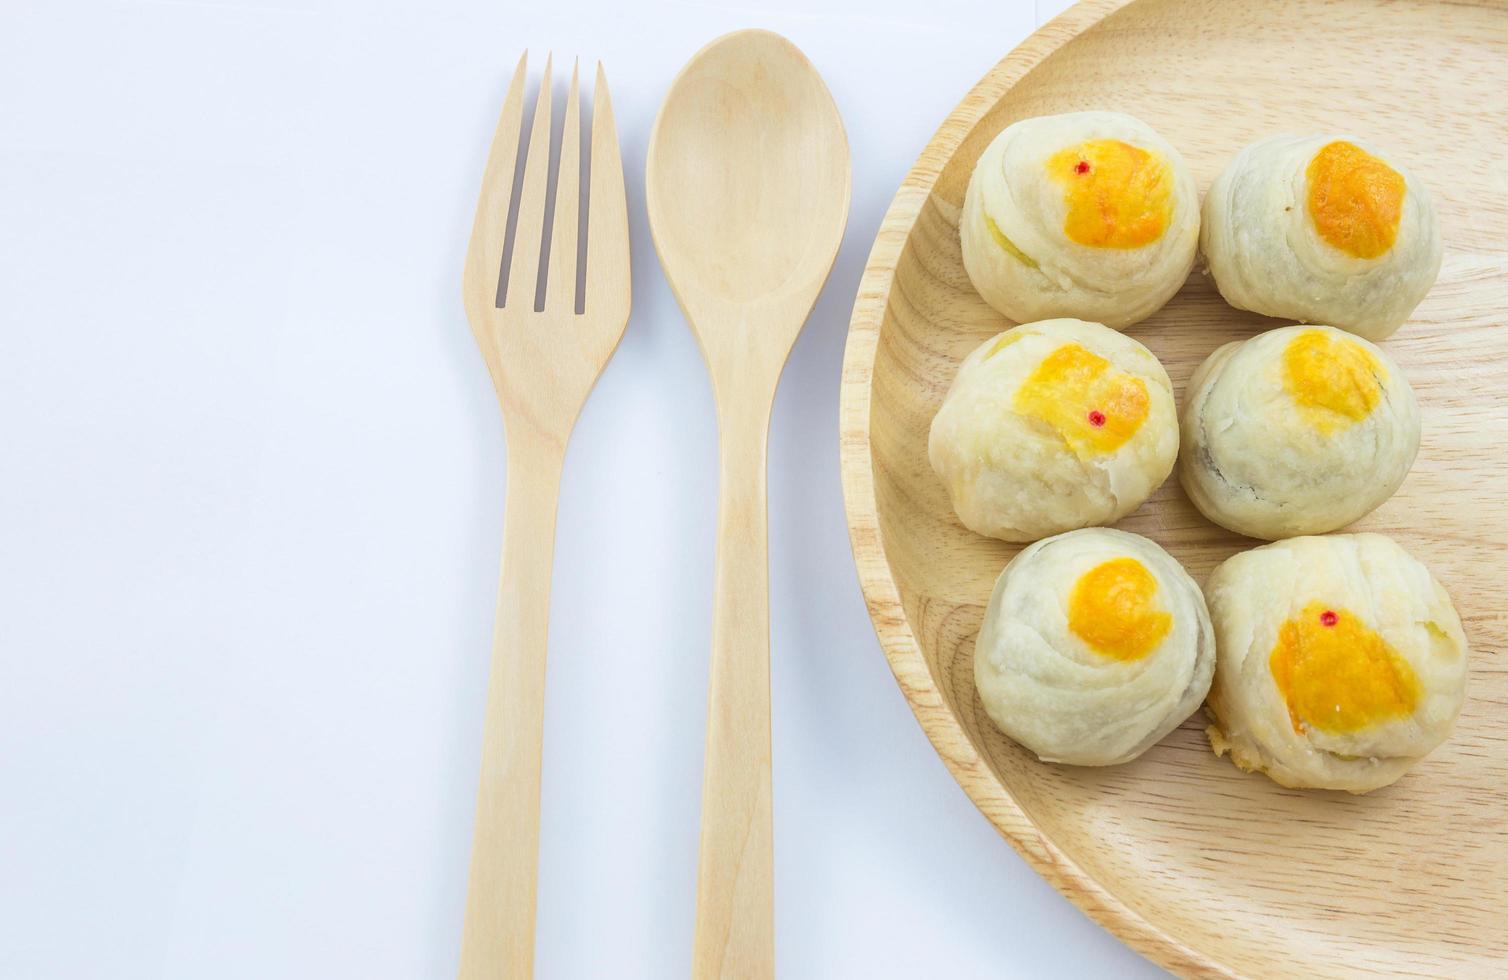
0;1;1170;977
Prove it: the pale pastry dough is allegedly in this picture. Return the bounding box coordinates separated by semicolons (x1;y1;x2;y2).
1201;134;1442;340
1204;534;1468;793
975;527;1215;766
960;111;1199;330
929;318;1177;542
1179;325;1420;540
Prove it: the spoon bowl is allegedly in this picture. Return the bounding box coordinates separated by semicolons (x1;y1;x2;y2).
649;29;850;366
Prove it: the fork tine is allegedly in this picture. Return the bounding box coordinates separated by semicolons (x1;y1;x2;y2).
545;61;581;313
465;52;527;297
586;62;630;317
504;55;554;309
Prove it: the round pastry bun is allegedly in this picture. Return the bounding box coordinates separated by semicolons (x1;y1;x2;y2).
960;111;1199;330
975;527;1215;766
1179;325;1420;540
1201;134;1442;340
1204;533;1468;793
929;318;1177;542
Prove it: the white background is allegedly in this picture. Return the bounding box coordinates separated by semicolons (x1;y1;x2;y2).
0;0;1169;976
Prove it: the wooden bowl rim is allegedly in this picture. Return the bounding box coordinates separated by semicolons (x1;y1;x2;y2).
837;1;1231;974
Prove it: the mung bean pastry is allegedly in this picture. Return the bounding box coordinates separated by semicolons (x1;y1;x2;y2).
1179;325;1420;540
1201;134;1442;340
975;527;1215;766
1204;533;1468;793
960;111;1199;330
929;318;1177;542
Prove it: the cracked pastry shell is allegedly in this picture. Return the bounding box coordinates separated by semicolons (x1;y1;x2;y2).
929;318;1178;543
1179;325;1420;540
1200;134;1442;340
975;527;1215;766
1204;533;1468;793
960;111;1199;330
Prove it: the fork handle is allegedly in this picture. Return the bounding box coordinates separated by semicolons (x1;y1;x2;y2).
459;426;565;980
693;392;775;980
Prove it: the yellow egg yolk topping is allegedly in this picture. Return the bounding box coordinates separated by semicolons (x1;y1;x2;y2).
1048;139;1173;248
1281;329;1384;434
1068;557;1172;661
1306;140;1406;260
1014;343;1150;455
1269;602;1420;735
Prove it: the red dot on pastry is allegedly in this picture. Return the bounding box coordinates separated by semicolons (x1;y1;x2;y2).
1320;610;1338;627
1074;160;1091;175
1088;410;1106;427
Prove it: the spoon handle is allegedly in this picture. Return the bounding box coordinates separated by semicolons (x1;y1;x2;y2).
694;395;775;980
459;428;565;980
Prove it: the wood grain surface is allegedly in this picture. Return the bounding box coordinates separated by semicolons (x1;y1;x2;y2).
838;1;1508;975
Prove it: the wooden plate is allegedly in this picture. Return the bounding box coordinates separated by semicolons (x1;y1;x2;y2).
838;0;1508;975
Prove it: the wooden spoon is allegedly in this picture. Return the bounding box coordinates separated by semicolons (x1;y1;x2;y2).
646;29;850;979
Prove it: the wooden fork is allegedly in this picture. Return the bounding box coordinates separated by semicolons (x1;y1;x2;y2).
458;53;630;979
